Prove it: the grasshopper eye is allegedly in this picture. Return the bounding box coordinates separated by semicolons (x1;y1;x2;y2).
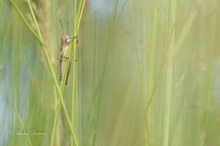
65;37;72;43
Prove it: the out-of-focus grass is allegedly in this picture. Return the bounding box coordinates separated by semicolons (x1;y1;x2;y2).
1;0;220;146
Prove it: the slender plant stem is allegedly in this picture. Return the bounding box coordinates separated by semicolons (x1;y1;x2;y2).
162;0;176;146
71;1;78;146
27;0;43;41
13;104;33;146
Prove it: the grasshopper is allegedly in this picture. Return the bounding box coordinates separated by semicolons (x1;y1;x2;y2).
58;20;77;85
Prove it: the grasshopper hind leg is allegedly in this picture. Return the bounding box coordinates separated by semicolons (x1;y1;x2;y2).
65;61;72;85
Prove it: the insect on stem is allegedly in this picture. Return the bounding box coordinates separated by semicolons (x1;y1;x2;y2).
58;20;76;85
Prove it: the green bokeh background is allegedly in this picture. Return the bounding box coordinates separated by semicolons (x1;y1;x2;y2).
1;0;220;146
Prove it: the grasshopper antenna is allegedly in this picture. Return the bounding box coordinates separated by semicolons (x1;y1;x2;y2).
59;19;64;33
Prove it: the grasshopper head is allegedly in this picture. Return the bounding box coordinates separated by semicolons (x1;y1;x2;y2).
61;33;72;46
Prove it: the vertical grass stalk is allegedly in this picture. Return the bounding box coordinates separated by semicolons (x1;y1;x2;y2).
162;0;176;146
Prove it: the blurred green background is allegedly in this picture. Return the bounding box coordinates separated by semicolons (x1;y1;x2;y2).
1;0;220;146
